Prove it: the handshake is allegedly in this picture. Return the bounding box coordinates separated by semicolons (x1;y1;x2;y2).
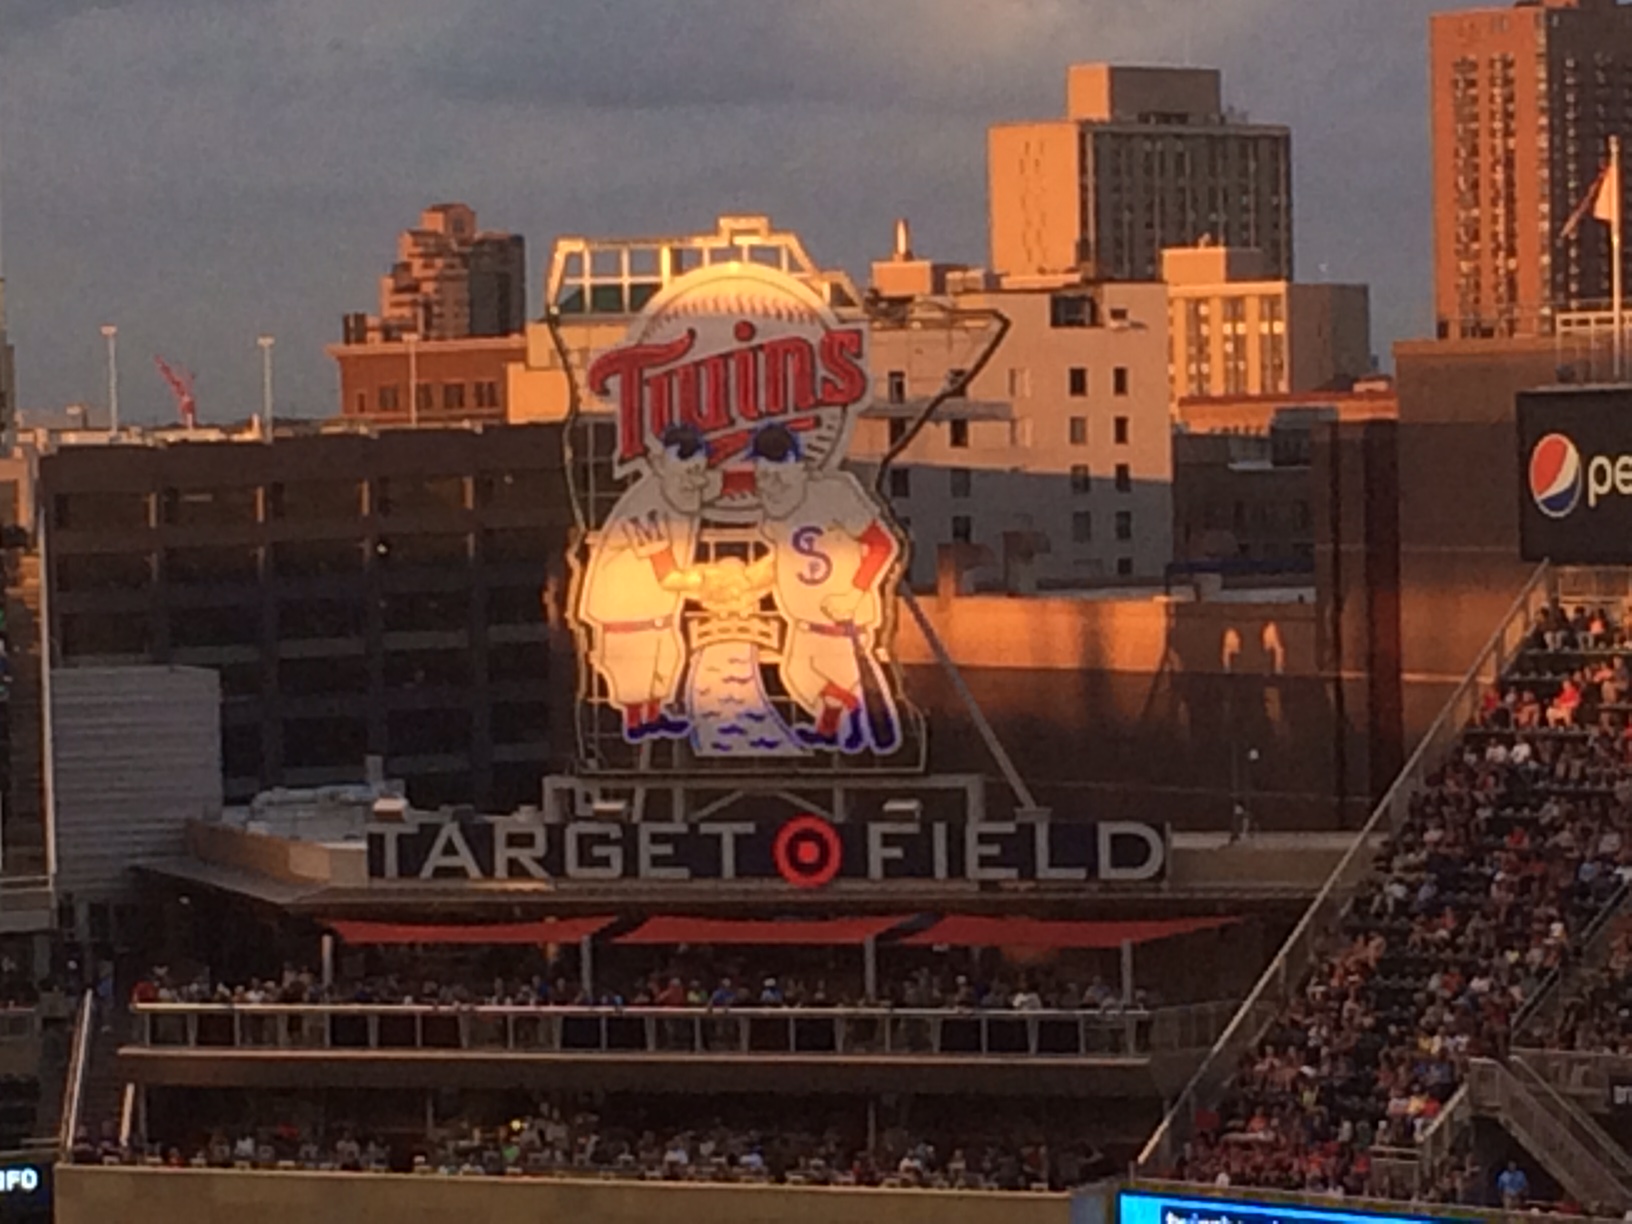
664;557;770;614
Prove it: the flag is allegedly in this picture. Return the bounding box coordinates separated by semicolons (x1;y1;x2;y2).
1562;162;1620;242
153;356;197;428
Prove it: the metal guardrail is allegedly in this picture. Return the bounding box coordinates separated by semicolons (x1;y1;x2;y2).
1516;1048;1632;1110
127;1001;1239;1060
57;991;93;1156
1135;562;1555;1174
1467;1058;1631;1211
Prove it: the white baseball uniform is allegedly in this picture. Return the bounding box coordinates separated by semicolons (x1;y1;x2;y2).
759;472;899;719
580;475;698;709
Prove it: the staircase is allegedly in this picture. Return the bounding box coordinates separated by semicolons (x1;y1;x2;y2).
1467;1057;1632;1213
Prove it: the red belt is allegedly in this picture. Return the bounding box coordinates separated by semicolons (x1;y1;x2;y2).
798;621;855;638
600;616;675;634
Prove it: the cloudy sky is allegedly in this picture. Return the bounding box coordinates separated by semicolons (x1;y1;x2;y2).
2;0;1458;424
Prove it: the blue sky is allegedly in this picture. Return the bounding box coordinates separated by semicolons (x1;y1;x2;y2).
1;0;1457;423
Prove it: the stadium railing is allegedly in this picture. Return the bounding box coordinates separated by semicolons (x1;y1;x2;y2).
1133;561;1555;1175
126;1000;1239;1059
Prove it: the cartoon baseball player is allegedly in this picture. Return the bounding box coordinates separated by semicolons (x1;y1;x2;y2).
746;423;901;752
578;424;721;742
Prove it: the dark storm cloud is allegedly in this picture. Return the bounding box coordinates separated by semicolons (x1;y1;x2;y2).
0;0;1457;424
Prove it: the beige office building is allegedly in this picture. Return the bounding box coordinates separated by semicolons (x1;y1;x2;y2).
506;215;1171;588
1163;245;1372;400
989;64;1292;283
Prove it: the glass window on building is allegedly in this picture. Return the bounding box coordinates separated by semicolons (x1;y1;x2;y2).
1114;416;1129;445
1115;463;1132;492
1068;367;1089;397
1072;511;1092;544
1115;511;1133;541
951;515;973;544
1113;367;1129;396
442;383;466;411
949;419;969;449
1259;295;1287;394
1117;557;1134;576
378;384;401;412
889;469;911;499
1222;297;1248;394
1070;464;1091;495
887;418;908;447
887;370;907;404
950;468;972;498
1069;417;1088;446
1184;300;1211;397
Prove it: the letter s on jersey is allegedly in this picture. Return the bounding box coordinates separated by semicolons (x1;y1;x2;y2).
791;527;833;586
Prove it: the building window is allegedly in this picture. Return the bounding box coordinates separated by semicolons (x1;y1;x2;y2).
952;515;973;544
1113;367;1129;397
1070;464;1091;495
1115;463;1132;492
1007;368;1031;398
1068;367;1089;397
887;371;907;404
1117;557;1134;576
887;418;908;447
1069;417;1088;446
354;392;367;415
1114;416;1130;445
443;383;466;411
378;385;401;412
949;419;969;449
889;469;911;499
1050;295;1094;328
950;468;972;498
1072;511;1093;544
415;384;434;414
1115;511;1133;541
474;381;500;409
1221;298;1247;395
947;368;969;398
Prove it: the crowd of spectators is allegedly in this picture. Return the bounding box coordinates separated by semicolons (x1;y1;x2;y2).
1169;603;1632;1202
78;1099;1116;1192
129;960;1159;1015
1531;923;1632;1053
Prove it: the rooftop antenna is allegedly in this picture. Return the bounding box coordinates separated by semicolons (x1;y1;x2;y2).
894;218;913;261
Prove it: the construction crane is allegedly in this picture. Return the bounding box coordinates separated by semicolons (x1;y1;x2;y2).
154;356;197;428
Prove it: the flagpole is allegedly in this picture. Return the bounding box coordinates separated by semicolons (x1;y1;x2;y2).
1614;134;1624;380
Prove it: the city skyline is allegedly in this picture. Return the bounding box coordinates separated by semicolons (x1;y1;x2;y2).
5;0;1470;423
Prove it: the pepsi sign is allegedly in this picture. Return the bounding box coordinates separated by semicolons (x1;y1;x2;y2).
1518;388;1632;563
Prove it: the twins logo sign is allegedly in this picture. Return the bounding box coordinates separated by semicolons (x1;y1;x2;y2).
573;263;907;762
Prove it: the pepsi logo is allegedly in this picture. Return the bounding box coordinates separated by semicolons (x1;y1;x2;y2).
1530;433;1584;519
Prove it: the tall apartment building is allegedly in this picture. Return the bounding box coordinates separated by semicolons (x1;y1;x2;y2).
359;203;527;342
1164;245;1372;400
858;239;1173;590
989;64;1293;283
1432;0;1632;339
330;203;528;423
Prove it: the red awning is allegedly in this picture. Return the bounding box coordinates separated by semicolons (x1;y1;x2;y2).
900;915;1237;950
615;916;910;947
324;917;615;946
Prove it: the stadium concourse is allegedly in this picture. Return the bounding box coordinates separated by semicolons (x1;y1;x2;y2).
1157;602;1632;1207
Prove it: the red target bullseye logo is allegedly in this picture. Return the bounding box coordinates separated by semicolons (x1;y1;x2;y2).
773;816;842;889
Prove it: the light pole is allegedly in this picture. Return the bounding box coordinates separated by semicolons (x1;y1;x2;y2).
404;332;419;427
257;335;275;440
99;325;119;434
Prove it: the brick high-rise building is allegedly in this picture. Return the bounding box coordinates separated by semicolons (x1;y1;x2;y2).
353;203;527;344
988;64;1293;283
331;204;528;423
1432;0;1632;340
